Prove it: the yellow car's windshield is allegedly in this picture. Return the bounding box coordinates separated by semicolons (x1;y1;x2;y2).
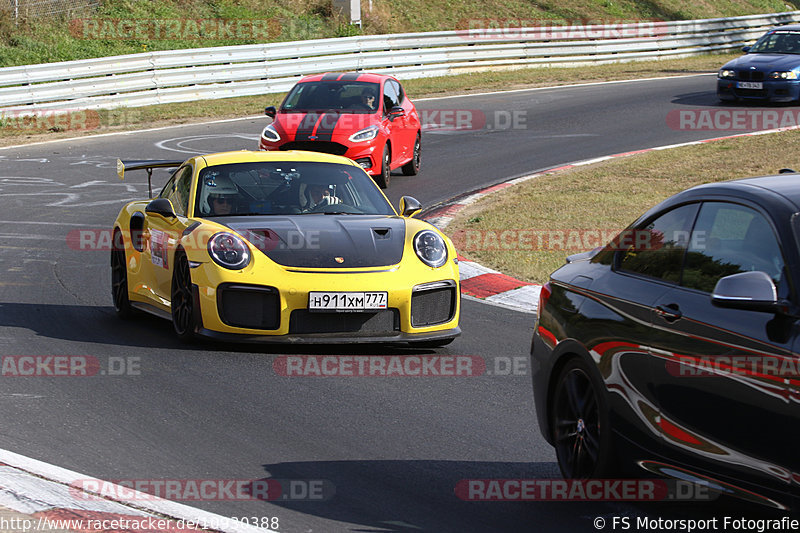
195;161;395;217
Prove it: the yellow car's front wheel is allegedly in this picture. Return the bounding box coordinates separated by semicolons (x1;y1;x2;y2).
111;231;133;319
171;251;196;342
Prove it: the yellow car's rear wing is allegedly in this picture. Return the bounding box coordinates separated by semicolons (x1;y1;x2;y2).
117;159;183;198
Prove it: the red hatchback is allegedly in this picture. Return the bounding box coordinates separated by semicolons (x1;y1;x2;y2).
258;72;421;188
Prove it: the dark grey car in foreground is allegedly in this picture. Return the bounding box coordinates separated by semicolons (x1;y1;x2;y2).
532;173;800;511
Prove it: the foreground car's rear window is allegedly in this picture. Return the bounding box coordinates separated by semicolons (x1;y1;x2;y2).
195;161;396;217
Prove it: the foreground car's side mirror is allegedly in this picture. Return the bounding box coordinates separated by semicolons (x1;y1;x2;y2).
145;198;177;219
388;106;405;121
399;196;422;217
711;271;780;312
742;45;751;53
265;106;277;118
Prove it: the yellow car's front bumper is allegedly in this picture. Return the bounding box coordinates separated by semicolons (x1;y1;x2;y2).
188;259;461;344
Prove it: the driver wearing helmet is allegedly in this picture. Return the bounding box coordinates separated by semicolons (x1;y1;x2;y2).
199;173;239;216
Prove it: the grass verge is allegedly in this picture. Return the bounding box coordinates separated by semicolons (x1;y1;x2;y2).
444;128;800;284
0;51;734;147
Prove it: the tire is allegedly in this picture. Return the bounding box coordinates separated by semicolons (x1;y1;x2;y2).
401;133;421;176
550;357;617;479
171;251;196;342
110;230;133;319
373;144;391;189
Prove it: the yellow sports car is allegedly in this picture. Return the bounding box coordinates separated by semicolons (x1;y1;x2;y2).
111;150;460;345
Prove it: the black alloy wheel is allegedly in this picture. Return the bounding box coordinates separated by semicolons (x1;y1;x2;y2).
401;133;421;176
551;357;614;479
374;144;391;189
111;231;133;318
171;251;196;341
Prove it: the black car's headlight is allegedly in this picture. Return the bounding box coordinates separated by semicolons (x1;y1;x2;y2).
208;232;251;270
414;230;447;268
349;125;379;143
718;69;736;79
262;124;281;142
769;71;798;80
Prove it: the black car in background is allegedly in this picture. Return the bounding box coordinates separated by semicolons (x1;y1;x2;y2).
531;173;800;511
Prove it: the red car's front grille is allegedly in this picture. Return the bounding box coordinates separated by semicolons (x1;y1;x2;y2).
280;141;349;156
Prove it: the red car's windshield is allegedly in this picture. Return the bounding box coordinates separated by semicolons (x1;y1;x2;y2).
281;81;380;114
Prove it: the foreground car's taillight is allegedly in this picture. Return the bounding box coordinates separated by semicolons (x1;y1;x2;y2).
208;232;251;270
261;124;281;142
414;230;447;268
769;71;798;79
537;282;552;320
349;125;379;143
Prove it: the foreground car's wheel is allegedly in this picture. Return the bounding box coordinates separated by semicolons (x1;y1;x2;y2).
551;357;615;479
374;145;390;189
171;251;196;341
401;134;421;176
111;231;133;319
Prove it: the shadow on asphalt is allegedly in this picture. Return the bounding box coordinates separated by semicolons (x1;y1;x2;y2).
0;301;452;355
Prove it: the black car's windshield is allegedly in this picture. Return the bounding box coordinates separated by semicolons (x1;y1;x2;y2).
749;30;800;54
195;161;395;217
281;81;380;114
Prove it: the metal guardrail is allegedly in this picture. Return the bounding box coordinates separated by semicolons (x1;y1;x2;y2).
1;11;799;115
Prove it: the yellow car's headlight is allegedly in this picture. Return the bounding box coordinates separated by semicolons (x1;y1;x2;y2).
208;232;251;270
414;230;447;268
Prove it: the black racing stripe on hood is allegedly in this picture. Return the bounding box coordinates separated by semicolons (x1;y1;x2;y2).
313;113;341;142
339;73;360;81
294;113;321;141
321;73;341;81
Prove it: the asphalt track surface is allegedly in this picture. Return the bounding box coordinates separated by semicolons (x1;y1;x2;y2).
0;74;789;531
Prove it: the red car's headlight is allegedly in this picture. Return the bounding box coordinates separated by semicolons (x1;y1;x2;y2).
262;124;281;142
349;125;379;143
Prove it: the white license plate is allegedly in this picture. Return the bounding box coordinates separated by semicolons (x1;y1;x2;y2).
308;291;388;311
737;81;763;89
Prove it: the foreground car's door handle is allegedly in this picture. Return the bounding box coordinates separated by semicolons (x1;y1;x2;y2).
655;304;682;322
